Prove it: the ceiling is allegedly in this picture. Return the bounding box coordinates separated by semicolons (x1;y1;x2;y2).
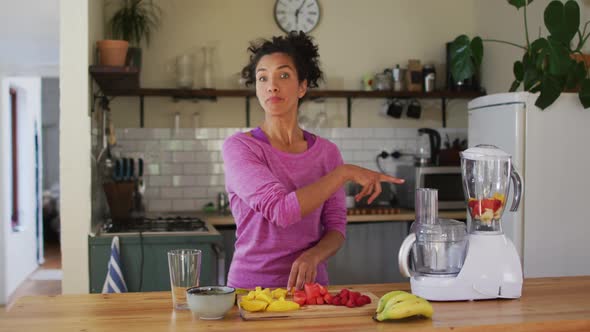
0;0;59;71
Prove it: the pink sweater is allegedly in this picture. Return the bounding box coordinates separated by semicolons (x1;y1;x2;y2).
222;132;347;289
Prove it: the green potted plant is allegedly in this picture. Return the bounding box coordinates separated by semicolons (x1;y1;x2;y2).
449;0;590;109
107;0;163;68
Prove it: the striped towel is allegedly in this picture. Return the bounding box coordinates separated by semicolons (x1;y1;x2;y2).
102;236;128;293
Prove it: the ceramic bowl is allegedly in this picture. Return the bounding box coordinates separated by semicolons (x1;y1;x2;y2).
186;286;235;320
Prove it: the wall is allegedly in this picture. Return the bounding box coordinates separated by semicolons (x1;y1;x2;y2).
42;78;60;191
0;77;42;304
105;0;477;129
112;127;466;213
59;0;94;295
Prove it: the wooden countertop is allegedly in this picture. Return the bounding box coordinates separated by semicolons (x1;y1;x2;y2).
203;209;467;226
3;277;589;331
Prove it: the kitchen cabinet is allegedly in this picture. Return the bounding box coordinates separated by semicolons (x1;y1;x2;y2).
89;66;484;128
216;221;409;285
88;233;223;293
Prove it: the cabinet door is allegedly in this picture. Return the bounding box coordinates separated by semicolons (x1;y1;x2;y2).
89;236;219;293
327;222;409;284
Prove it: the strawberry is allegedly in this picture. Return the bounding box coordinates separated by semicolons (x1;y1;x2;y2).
316;296;324;305
340;288;350;297
331;296;341;305
346;298;356;308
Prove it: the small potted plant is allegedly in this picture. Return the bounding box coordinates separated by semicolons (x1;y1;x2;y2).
449;0;590;109
106;0;162;68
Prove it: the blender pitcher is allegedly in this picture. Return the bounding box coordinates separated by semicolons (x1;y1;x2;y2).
399;188;468;277
460;145;522;234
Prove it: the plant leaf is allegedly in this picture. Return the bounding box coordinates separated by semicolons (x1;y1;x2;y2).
508;0;533;9
546;36;571;76
535;75;563;109
450;35;476;82
513;60;525;81
471;37;483;67
509;80;522;92
544;0;579;45
565;60;587;90
579;79;590;108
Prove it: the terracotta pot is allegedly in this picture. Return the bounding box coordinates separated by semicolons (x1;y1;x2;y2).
97;40;129;66
571;53;590;68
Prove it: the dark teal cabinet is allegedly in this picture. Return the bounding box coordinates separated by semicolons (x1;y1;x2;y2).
88;234;223;293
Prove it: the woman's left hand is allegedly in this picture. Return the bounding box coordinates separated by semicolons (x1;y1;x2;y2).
287;250;320;290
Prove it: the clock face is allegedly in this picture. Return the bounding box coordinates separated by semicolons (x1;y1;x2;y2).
274;0;320;34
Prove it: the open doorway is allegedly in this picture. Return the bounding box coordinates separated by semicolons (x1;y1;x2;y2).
41;78;61;265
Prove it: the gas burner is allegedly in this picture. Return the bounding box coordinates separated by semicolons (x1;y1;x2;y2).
103;215;209;233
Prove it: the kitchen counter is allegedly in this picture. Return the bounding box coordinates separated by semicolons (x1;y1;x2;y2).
3;277;589;331
203;209;467;226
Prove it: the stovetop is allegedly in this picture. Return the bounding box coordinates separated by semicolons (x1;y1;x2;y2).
101;215;210;234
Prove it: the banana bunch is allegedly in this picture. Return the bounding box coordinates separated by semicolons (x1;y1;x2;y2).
374;290;433;321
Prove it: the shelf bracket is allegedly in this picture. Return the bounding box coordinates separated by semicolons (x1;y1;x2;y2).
441;97;447;128
245;96;251;127
139;96;145;128
346;97;352;128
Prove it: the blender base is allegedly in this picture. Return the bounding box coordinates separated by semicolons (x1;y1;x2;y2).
410;234;523;301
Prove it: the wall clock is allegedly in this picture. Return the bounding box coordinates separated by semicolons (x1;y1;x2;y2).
274;0;321;33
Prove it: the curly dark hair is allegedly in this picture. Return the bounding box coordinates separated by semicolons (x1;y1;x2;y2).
241;31;324;89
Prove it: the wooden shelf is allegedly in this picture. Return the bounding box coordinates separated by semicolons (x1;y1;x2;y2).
89;65;485;128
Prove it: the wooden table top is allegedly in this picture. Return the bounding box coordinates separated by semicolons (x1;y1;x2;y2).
3;277;589;332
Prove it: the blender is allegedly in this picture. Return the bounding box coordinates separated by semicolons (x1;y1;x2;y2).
398;145;523;301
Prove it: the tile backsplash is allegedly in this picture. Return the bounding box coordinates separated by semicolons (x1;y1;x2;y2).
112;127;466;212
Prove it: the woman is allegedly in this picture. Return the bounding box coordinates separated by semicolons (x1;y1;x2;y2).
222;31;403;291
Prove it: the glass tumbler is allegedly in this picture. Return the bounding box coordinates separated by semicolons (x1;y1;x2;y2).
168;249;201;310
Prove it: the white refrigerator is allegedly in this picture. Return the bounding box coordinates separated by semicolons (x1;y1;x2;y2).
468;92;590;278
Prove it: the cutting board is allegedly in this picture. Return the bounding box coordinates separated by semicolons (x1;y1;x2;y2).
238;289;379;321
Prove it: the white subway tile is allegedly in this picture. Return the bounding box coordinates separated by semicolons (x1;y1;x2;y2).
161;163;184;175
353;151;375;161
147;164;160;175
342;139;362;150
183;140;206;151
137;140;160;152
207;186;226;197
148;175;172;187
362;139;383;150
153;128;171;139
162;140;184;151
195;198;213;209
161;187;185;198
172;200;198;211
209;163;225;174
159;151;173;162
183;163;208;175
195;128;219;139
172;175;197;187
147;199;172;212
207;140;224;151
173;129;196;139
197;175;225;186
195;151;220;163
183;187;208;198
144;187;160;199
172;151;195;163
335;128;357;138
219;128;242;139
374;128;396;138
341;151;355;163
123;128;147;140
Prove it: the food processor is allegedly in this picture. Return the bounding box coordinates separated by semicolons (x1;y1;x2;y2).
398;145;523;301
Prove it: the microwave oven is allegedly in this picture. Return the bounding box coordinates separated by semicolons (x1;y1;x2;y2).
397;165;465;210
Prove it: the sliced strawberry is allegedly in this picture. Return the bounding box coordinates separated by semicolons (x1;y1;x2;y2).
331;296;341;305
359;295;371;304
316;296;324;305
304;283;321;299
350;291;361;301
346;298;356;308
323;293;333;304
317;284;327;296
306;297;315;305
293;291;307;306
340;288;350;297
